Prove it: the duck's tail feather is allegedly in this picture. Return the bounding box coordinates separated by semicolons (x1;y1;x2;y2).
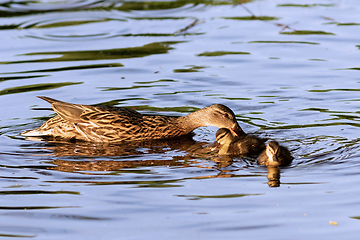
37;96;66;105
21;129;53;137
31;108;54;111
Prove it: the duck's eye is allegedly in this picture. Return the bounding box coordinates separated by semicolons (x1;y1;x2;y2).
223;113;229;118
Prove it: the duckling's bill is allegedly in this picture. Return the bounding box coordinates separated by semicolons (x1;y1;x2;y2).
266;148;278;164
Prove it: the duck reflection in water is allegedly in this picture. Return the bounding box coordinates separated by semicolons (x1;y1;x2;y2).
25;134;243;182
25;134;210;158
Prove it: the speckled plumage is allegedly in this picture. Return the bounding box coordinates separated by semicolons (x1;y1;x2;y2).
22;96;243;143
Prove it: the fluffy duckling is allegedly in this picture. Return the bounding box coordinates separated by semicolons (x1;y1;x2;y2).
214;128;265;156
22;96;244;143
258;141;293;167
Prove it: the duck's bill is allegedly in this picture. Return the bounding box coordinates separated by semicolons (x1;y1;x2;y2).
210;142;221;151
230;124;243;137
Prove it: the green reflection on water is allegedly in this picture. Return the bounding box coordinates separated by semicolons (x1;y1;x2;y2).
336;22;360;26
309;59;327;61
129;17;187;20
116;0;249;12
248;40;319;45
220;97;252;100
0;206;76;210
0;75;49;83
5;63;124;75
277;4;335;7
33;19;125;29
325;22;360;26
154;90;209;95
336;67;360;71
222;16;279;21
204;94;226;97
197;51;250;56
0;233;35;238
3;41;185;64
281;30;335;35
0;190;79;195
308;88;360;92
174;65;207;72
0;82;82;96
118;33;203;37
0;24;21;29
177;193;263;200
0;0;250;17
100;85;169;91
134;79;177;84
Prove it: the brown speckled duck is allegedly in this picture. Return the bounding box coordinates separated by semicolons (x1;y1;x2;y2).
258;141;293;167
214;128;265;156
22;96;244;143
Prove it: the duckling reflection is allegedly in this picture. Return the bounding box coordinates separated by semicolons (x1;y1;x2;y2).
258;141;293;167
267;166;281;187
213;128;265;156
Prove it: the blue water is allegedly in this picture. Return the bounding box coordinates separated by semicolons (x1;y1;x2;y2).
1;0;360;239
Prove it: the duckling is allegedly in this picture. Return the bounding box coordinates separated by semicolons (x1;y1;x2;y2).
22;96;244;143
258;141;293;167
214;128;265;156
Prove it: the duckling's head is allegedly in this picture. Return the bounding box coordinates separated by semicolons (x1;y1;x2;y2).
265;141;281;166
211;128;234;152
215;128;235;146
201;104;244;137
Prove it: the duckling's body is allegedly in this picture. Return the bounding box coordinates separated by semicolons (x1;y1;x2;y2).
22;96;243;143
258;141;293;167
214;128;265;156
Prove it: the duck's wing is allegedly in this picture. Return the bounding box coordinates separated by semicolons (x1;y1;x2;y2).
38;96;142;123
37;96;144;142
38;96;87;123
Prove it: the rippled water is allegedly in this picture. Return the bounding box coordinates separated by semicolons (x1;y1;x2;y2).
1;0;360;238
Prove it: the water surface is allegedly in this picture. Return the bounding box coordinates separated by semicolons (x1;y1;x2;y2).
1;0;360;239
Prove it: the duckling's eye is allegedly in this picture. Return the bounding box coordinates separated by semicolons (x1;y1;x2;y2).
223;113;229;118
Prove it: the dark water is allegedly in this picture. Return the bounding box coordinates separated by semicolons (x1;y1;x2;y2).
1;0;360;238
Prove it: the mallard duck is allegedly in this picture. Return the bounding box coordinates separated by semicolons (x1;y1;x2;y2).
22;96;244;143
214;128;265;156
258;141;293;167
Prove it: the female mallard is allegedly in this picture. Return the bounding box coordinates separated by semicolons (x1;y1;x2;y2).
258;141;293;167
213;128;265;156
22;96;244;143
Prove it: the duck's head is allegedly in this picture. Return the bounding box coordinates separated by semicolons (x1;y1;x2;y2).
265;141;281;166
201;104;244;137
